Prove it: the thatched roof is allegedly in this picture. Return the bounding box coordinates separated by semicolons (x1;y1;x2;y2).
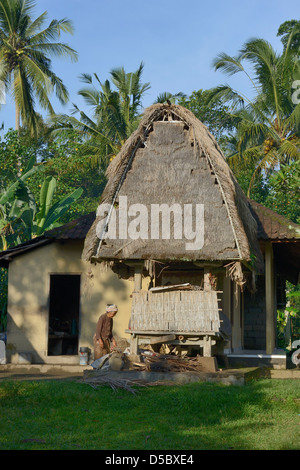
82;103;264;272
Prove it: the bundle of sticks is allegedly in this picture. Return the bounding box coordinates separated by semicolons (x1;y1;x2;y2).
83;373;148;394
83;371;177;393
137;353;205;373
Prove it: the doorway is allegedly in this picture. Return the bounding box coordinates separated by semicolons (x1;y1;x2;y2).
48;274;80;356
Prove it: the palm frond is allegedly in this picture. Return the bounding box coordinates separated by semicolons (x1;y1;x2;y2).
29;18;75;44
154;91;186;104
286;102;300;129
26;10;47;36
277;138;300;160
78;87;101;108
13;65;38;133
28;42;78;62
206;85;245;111
0;0;14;34
212;52;245;76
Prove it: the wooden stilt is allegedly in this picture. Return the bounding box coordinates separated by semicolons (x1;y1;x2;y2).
131;263;143;356
130;334;138;355
133;263;143;291
203;335;212;357
203;267;211;292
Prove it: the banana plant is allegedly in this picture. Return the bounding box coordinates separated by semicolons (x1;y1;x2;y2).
32;177;83;237
0;163;83;250
0;158;38;250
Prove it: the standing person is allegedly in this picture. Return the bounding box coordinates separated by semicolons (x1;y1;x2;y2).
93;304;118;360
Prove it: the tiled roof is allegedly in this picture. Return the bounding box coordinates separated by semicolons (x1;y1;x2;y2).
248;200;299;241
45;212;96;240
0;212;96;267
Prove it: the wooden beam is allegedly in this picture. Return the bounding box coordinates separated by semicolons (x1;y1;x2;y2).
149;334;176;345
133;262;143;291
265;242;275;354
193;261;223;267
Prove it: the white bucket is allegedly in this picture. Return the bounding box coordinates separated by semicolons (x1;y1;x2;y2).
0;340;6;364
79;351;89;365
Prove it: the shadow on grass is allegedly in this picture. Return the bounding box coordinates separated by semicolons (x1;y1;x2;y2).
0;379;298;450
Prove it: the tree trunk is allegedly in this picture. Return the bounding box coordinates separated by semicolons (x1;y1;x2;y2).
15;102;20;134
15;102;21;177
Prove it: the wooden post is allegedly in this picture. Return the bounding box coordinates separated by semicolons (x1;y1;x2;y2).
131;262;143;357
204;267;211;292
130;334;138;355
265;242;275;354
134;262;143;291
203;335;212;357
222;275;232;351
203;268;212;357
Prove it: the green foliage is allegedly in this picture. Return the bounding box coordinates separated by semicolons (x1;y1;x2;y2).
264;161;300;223
32;131;106;221
179;89;235;150
0;159;83;251
0;129;37;189
231;159;269;204
0;128;106;223
0;157;38;250
277;20;300;53
232;158;300;223
277;282;300;349
31;176;83;238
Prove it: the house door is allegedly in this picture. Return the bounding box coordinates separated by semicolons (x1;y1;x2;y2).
48;274;80;356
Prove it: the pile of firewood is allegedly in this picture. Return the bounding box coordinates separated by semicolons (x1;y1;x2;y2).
135;353;207;373
83;373;147;394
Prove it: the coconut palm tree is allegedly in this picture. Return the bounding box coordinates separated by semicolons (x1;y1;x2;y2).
0;0;78;135
109;62;151;131
208;36;300;195
52;62;150;167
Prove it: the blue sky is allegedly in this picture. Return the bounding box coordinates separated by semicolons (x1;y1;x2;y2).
1;0;300;132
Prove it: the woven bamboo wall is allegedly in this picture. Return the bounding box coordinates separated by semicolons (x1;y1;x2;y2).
131;290;221;333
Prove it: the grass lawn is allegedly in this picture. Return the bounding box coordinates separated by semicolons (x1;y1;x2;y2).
0;378;299;451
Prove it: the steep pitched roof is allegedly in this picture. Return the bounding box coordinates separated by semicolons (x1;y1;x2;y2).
82;103;264;272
